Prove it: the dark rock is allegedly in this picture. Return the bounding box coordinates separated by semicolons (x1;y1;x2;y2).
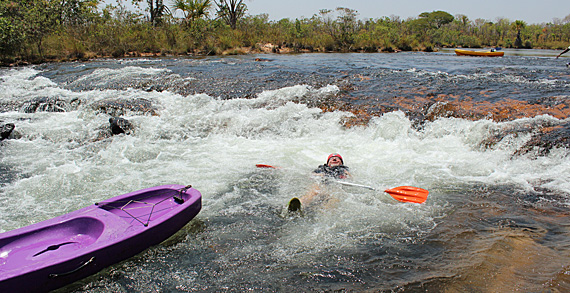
20;97;78;113
515;122;570;157
0;123;14;140
109;117;133;135
92;98;158;117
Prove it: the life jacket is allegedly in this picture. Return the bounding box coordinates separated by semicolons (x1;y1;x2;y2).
314;165;349;179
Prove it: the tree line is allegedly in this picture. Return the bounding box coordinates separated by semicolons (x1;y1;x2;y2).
1;0;570;65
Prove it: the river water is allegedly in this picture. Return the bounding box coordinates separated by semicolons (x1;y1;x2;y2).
1;51;569;292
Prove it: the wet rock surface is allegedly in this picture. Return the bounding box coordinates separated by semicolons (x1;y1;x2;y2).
91;98;158;117
0;123;14;140
4;55;569;156
20;97;79;113
109;117;133;135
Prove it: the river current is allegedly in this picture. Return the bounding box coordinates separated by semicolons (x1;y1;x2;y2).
1;51;569;292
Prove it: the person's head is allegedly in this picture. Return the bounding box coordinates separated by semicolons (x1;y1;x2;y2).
327;153;343;167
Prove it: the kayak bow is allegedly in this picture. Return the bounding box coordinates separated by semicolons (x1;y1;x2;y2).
0;185;202;292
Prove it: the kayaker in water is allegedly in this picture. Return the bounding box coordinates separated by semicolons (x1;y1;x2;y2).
313;153;351;179
556;46;570;58
288;153;351;212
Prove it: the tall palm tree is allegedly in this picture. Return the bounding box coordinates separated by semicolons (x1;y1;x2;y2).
512;20;526;48
148;0;170;26
215;0;246;29
173;0;211;24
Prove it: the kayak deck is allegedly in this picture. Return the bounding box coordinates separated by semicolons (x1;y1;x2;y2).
97;187;188;226
0;217;105;271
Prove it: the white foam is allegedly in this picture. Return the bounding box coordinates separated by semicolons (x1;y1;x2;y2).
68;66;173;88
0;66;569;234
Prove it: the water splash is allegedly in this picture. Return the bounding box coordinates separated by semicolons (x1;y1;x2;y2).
1;54;569;291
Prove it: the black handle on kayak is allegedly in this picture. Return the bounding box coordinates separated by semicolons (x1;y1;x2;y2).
48;257;95;278
174;185;193;204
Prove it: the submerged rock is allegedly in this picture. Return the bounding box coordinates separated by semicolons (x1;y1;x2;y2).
515;122;570;157
0;123;14;140
109;117;133;135
91;98;158;117
20;97;80;113
93;117;134;141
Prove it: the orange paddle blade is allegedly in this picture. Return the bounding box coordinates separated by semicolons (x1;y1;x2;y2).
384;186;429;204
256;164;278;169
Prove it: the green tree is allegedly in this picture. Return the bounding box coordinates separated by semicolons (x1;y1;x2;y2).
215;0;246;29
409;17;430;41
419;10;454;29
318;7;359;50
410;11;454;43
133;0;170;26
22;0;62;58
173;0;211;25
335;7;359;49
59;0;100;26
0;1;26;59
456;14;470;28
513;20;526;48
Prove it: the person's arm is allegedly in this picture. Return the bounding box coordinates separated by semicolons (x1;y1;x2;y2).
557;47;570;59
339;166;352;179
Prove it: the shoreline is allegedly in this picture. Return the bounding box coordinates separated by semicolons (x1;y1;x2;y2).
1;43;420;67
5;44;567;68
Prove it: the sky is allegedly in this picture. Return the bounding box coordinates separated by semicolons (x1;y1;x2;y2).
245;0;569;24
104;0;570;24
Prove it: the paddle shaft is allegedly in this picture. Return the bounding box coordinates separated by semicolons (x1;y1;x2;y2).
334;180;376;191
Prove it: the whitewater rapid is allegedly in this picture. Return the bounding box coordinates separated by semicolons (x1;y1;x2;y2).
1;54;569;291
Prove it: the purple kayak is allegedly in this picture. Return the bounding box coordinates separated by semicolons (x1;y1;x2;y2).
0;184;201;292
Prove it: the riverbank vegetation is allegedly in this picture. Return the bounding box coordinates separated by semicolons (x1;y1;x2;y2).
2;0;570;66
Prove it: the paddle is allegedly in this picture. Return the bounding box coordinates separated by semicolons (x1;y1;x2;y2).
334;181;428;204
556;47;570;58
255;164;279;169
256;164;429;204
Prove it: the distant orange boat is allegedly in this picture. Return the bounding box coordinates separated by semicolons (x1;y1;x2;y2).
455;48;504;57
